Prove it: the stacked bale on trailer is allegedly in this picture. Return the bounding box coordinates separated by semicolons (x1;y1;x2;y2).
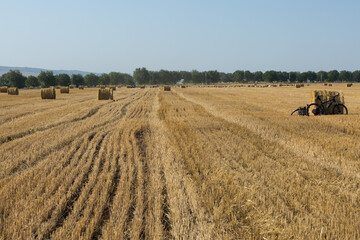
0;86;8;93
311;90;345;114
60;86;70;93
164;85;171;91
41;87;56;99
7;87;19;95
98;88;113;100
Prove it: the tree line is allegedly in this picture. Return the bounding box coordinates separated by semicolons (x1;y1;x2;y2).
1;68;360;88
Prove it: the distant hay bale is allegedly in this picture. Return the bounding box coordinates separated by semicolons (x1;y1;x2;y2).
127;85;132;88
109;85;116;91
310;90;344;114
181;85;186;88
328;83;332;86
324;83;328;86
300;83;305;87
0;86;8;93
295;84;301;88
98;88;113;100
164;85;171;91
29;86;34;89
60;86;70;93
347;83;352;87
69;85;74;89
41;87;56;99
98;85;105;89
7;87;19;95
139;85;145;89
78;85;84;90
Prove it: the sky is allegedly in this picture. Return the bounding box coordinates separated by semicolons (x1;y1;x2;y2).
0;0;359;74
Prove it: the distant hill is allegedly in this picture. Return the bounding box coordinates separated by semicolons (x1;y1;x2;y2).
0;66;98;77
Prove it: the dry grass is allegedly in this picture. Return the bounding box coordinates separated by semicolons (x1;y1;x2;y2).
1;84;360;239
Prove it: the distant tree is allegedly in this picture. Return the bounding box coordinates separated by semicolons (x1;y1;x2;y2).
38;71;57;87
233;70;244;82
253;71;263;82
263;71;278;82
220;72;233;82
99;73;110;85
316;71;328;82
352;70;360;82
0;70;26;88
57;73;71;86
84;73;100;86
304;71;317;82
327;70;339;82
71;74;85;87
25;75;40;88
206;70;220;84
123;73;134;85
339;70;352;82
133;68;150;85
191;70;204;84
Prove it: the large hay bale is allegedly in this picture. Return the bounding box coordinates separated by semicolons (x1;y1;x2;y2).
347;83;352;87
98;88;113;100
7;87;19;95
60;86;70;93
0;86;8;93
41;87;56;99
310;90;344;114
164;85;171;91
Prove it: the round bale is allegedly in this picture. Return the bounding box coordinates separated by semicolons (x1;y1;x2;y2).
0;86;8;93
7;87;19;95
60;86;70;93
164;86;171;91
41;87;56;99
98;88;113;100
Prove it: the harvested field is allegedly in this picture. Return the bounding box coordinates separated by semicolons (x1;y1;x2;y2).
1;84;360;239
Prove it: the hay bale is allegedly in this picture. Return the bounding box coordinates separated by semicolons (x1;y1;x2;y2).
347;83;352;87
310;90;344;114
328;83;332;86
181;85;186;88
139;85;145;89
98;88;113;100
55;86;61;89
109;85;116;91
300;83;305;87
0;86;8;93
78;85;84;90
164;85;171;91
7;87;19;95
295;84;301;88
69;85;75;89
127;85;132;88
41;87;56;99
98;85;105;89
29;86;34;89
324;83;328;86
60;86;70;93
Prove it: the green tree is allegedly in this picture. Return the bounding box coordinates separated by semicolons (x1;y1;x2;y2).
253;71;263;82
25;76;40;88
38;71;57;87
327;70;339;82
99;73;110;85
352;70;360;82
133;67;150;85
191;70;204;84
84;73;100;86
57;73;71;86
206;70;220;83
0;70;26;88
71;74;85;87
220;72;233;82
316;71;328;82
339;70;352;82
233;70;244;82
263;71;277;82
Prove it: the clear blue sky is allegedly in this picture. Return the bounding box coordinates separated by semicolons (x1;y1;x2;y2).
0;0;359;74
